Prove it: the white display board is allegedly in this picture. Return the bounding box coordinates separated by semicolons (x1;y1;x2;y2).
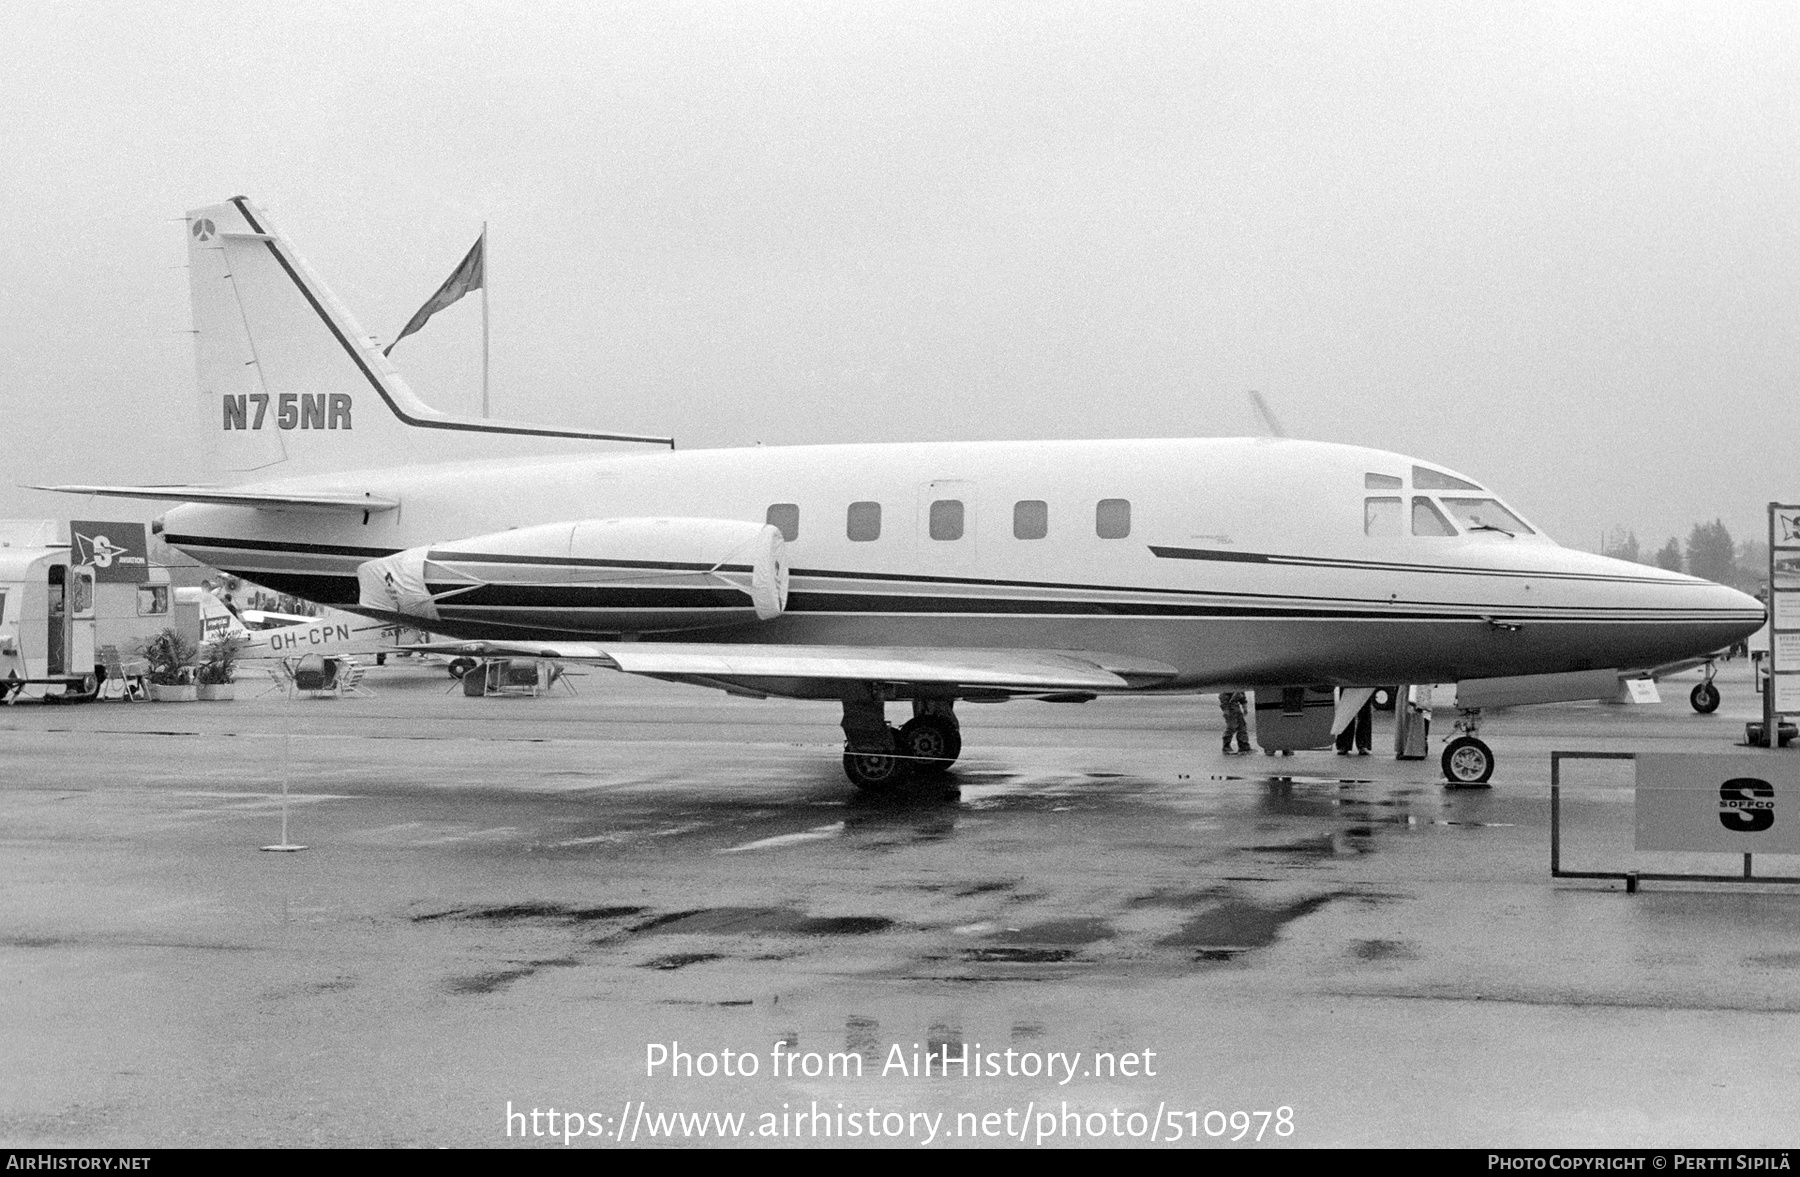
1636;753;1800;854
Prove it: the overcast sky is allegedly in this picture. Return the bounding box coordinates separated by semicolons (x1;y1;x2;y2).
1;1;1794;554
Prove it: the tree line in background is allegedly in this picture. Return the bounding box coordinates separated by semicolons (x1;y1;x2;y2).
1602;520;1766;592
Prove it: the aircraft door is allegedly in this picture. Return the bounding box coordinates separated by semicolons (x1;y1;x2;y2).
917;479;978;572
46;565;66;677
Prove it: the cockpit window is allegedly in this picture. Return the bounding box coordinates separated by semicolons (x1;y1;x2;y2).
1440;497;1534;536
1365;497;1402;537
1364;473;1403;490
1412;496;1458;537
1412;466;1483;492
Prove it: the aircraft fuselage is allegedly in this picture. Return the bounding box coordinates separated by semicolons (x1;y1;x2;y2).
159;436;1764;691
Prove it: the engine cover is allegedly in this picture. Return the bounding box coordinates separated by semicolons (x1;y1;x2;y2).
356;517;788;636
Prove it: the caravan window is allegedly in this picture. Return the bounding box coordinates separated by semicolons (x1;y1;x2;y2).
137;586;169;616
71;573;93;615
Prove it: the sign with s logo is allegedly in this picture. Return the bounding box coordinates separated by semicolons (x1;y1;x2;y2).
1637;754;1799;853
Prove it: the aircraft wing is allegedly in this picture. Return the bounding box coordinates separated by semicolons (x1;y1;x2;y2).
31;484;399;513
403;640;1179;695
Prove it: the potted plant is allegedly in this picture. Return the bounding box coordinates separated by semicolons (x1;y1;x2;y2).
138;628;198;702
195;635;243;701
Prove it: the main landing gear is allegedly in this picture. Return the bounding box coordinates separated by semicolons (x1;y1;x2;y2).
1441;707;1494;786
839;691;961;791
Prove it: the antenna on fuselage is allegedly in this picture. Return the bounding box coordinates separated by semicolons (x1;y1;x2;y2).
1248;390;1288;438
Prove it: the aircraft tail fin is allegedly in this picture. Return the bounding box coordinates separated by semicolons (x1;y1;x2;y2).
197;588;254;645
185;197;670;481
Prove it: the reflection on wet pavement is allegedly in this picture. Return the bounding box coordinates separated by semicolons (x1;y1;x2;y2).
9;665;1800;1146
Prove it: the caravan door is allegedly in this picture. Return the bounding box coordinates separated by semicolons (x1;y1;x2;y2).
45;565;66;677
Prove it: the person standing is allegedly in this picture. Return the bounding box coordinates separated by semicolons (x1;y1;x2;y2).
1335;693;1375;755
1219;690;1252;755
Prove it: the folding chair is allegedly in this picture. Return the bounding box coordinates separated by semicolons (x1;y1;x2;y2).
288;653;339;698
99;645;149;701
336;658;375;698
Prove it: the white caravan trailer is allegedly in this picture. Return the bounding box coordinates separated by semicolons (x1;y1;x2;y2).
0;520;177;702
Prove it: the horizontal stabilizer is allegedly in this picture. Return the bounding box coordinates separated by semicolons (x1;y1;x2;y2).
400;641;1180;694
33;484;399;513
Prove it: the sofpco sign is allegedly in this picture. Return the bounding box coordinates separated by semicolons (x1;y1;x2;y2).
1637;755;1799;854
1719;778;1775;833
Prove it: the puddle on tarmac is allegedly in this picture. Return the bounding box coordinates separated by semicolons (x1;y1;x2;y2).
413;902;647;923
630;907;893;936
1156;894;1338;952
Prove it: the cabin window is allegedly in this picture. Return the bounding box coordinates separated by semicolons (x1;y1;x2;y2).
929;499;964;541
70;573;94;615
765;503;799;542
1365;497;1402;537
1364;473;1403;490
1411;465;1483;492
1411;496;1457;537
136;586;169;616
847;501;882;542
1013;500;1048;540
1096;498;1131;539
1440;497;1534;536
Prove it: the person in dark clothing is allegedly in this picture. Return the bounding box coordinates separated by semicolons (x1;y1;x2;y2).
1335;693;1375;755
1219;691;1252;754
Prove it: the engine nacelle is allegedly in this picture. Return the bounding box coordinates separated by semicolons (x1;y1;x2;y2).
356;517;788;636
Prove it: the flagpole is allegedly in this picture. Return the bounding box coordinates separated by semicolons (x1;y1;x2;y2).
481;221;490;418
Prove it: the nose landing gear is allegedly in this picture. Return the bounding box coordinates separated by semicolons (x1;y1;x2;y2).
1690;664;1721;714
1441;708;1495;786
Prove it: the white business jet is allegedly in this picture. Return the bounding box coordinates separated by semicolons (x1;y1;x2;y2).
40;198;1764;789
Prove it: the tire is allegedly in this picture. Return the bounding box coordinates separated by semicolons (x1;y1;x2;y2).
1441;736;1495;786
1690;682;1721;714
45;675;99;704
447;657;477;680
842;749;912;792
898;714;962;773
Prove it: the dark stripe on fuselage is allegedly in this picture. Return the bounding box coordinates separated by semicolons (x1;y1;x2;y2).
166;533;401;559
1148;544;1683;584
428;551;753;573
433;584;753;609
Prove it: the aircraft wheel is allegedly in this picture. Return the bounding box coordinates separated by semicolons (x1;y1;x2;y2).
898;715;961;774
447;658;477;680
1441;736;1495;786
1690;682;1721;714
843;749;913;792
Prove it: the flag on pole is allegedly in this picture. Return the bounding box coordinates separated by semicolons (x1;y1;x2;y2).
384;231;485;355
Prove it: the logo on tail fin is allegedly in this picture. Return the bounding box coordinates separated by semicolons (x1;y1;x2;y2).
191;218;215;241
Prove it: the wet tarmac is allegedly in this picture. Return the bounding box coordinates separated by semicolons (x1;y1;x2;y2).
2;659;1797;1148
